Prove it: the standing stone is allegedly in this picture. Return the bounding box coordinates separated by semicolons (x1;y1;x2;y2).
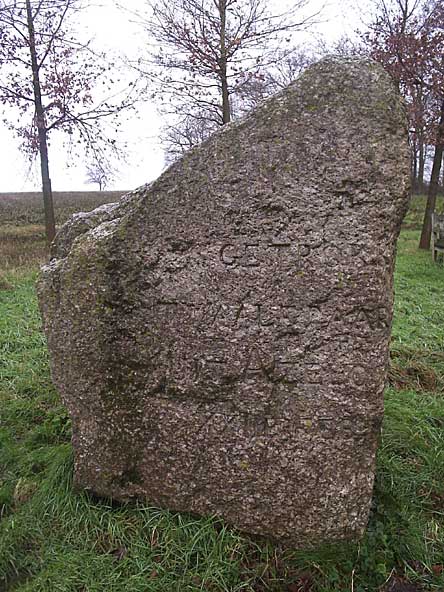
38;57;411;547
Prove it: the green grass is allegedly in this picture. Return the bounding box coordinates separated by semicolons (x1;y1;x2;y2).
0;196;444;591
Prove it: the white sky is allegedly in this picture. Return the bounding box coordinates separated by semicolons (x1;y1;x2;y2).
0;0;363;193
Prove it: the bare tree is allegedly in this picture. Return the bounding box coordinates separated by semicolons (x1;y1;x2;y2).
0;0;135;243
160;109;218;163
85;160;116;191
362;0;444;249
233;47;315;115
160;47;316;161
134;0;321;158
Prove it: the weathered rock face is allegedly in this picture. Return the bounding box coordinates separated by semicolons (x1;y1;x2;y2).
38;57;411;547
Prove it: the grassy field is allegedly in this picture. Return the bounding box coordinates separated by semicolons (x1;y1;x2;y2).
0;191;127;275
0;191;127;226
0;194;443;591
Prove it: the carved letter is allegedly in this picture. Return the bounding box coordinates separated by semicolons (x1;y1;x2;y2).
220;244;240;266
243;243;260;267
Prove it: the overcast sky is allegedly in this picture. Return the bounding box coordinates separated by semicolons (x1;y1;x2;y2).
0;0;363;193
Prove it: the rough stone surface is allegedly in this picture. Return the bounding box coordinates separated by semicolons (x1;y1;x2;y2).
38;57;411;547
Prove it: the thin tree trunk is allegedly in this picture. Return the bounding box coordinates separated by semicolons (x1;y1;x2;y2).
418;136;425;194
441;154;444;195
26;0;56;245
419;101;444;250
218;0;230;124
412;135;418;191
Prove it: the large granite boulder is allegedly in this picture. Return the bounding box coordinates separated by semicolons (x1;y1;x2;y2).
38;57;411;547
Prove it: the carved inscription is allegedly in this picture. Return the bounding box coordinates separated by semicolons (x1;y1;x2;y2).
196;345;302;384
328;305;389;333
145;299;389;386
193;407;366;439
151;300;389;333
219;240;311;267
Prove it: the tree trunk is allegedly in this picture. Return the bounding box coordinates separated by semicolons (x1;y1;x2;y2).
441;154;444;195
26;0;56;245
218;0;230;124
418;137;425;194
419;101;444;250
412;136;418;191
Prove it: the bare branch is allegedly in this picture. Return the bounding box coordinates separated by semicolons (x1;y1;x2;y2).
131;0;321;155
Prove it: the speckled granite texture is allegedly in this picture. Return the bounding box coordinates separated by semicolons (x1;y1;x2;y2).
38;57;411;547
